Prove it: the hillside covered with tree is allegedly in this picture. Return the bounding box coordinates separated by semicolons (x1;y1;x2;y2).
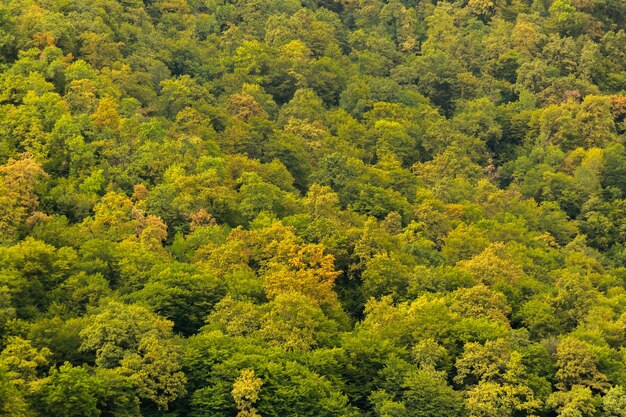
1;0;626;416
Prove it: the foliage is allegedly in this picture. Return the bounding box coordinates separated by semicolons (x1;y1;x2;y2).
0;0;625;415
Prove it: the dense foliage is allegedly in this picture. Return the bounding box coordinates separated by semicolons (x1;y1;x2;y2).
1;0;626;416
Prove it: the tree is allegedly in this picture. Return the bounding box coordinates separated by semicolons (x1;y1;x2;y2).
34;363;99;417
263;241;343;315
455;340;542;417
547;385;596;417
604;385;626;417
442;224;490;264
553;337;609;392
361;252;412;301
0;155;46;242
80;192;137;242
402;368;465;417
128;264;226;335
80;302;186;409
232;369;263;417
0;286;15;339
0;336;50;390
92;96;120;132
260;291;339;351
0;365;31;417
118;334;187;410
52;272;110;315
449;285;511;324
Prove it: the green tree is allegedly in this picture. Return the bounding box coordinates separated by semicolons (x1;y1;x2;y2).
80;302;186;409
34;363;99;417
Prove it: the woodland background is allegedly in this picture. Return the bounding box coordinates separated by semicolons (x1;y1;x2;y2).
1;0;626;416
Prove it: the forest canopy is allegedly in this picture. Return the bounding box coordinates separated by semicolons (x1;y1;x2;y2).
1;0;626;416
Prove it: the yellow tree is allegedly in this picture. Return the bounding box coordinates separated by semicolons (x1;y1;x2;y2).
232;369;263;417
0;154;46;242
262;241;342;317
